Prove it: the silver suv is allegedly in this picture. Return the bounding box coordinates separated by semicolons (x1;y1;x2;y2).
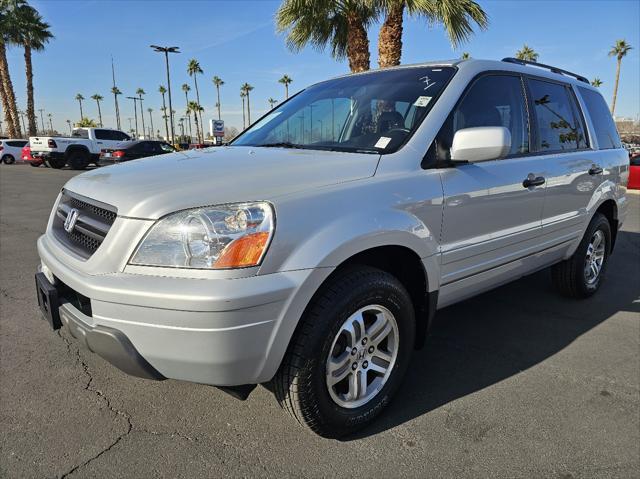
35;59;629;437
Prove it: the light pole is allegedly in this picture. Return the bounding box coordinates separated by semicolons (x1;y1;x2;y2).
38;109;46;134
126;96;140;138
151;45;180;144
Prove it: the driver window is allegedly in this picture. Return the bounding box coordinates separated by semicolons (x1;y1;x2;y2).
433;74;529;162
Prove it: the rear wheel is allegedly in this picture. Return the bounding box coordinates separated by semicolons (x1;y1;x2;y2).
552;212;611;298
46;157;66;169
272;266;415;438
29;160;42;167
67;150;90;170
2;154;15;164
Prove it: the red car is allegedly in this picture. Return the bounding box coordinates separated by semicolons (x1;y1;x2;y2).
629;152;640;190
22;144;44;167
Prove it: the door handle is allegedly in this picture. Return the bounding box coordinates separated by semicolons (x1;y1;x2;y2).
523;175;546;188
588;166;603;175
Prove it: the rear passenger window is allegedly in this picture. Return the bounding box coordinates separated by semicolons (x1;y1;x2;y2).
528;79;587;152
433;74;529;161
578;87;622;150
94;129;110;140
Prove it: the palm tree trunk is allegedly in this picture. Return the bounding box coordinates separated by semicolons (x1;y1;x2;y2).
24;45;37;135
611;57;621;115
241;97;246;129
285;84;288;99
96;101;103;127
161;93;169;141
113;94;120;130
149;112;154;139
378;2;404;68
216;86;221;120
139;97;146;138
346;11;370;73
78;100;83;119
193;76;204;141
0;40;21;137
247;93;251;125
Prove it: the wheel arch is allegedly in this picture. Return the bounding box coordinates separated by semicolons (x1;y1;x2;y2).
595;199;618;252
64;144;91;158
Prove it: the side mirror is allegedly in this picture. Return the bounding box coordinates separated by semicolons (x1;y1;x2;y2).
450;127;511;163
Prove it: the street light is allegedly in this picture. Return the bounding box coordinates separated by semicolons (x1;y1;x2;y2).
150;45;180;144
126;96;141;138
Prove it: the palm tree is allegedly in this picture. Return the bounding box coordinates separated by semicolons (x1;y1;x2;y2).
75;94;85;120
111;86;122;130
76;117;97;128
181;83;193;139
608;39;632;115
187;59;204;140
186;101;204;144
91;94;103;127
376;0;488;68
241;83;254;125
11;1;53;135
279;74;293;99
461;52;471;60
47;112;53;133
66;119;72;135
158;85;169;140
0;2;22;137
277;0;376;73
240;91;247;129
212;75;224;120
591;78;603;88
136;88;146;138
268;98;278;110
515;44;539;62
147;108;154;139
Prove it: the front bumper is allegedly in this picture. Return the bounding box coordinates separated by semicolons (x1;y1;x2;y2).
37;233;330;386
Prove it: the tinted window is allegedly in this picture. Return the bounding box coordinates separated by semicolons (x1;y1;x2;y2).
94;129;111;140
529;79;587;152
434;74;529;161
7;140;27;147
159;142;175;152
630;154;640;166
578;87;622;150
112;131;131;141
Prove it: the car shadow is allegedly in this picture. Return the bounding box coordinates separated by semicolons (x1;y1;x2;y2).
346;230;640;440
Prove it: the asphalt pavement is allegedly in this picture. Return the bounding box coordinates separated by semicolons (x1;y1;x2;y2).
1;165;638;478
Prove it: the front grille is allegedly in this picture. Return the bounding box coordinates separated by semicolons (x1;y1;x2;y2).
52;190;117;259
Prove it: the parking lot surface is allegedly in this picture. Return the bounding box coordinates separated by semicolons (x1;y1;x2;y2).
1;165;638;478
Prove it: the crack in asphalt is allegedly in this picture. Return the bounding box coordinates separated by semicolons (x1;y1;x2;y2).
56;330;133;479
53;330;198;478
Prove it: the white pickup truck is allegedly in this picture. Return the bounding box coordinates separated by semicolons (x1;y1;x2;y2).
30;127;132;169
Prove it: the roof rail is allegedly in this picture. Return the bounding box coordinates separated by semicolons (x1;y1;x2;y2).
501;57;589;84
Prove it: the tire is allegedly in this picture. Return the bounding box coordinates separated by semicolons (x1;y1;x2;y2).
29;161;41;167
2;154;15;164
46;157;66;169
551;212;611;298
67;150;90;170
272;266;415;438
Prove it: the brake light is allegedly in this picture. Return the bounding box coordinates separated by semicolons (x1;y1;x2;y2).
113;150;125;158
0;146;3;151
47;139;57;148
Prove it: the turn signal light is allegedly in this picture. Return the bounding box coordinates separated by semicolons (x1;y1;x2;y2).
214;232;270;268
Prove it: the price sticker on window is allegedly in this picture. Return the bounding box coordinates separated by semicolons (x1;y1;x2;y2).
375;136;392;149
414;96;432;107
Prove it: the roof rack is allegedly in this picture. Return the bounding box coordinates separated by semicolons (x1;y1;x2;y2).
501;57;589;84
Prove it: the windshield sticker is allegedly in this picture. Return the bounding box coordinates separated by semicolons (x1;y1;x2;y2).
374;136;392;149
414;96;432;107
419;75;436;91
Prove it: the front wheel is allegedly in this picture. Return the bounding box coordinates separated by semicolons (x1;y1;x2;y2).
46;157;66;169
272;266;415;438
552;212;611;298
2;154;15;164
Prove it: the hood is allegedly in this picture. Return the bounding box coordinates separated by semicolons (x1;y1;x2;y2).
63;146;380;219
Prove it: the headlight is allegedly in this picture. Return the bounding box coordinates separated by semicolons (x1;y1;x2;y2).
129;202;274;269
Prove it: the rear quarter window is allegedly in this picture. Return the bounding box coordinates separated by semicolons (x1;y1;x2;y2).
578;87;622;150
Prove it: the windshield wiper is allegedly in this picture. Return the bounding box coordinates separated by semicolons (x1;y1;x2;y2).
257;142;305;149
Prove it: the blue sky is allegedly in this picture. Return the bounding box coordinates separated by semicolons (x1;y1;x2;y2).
5;0;640;134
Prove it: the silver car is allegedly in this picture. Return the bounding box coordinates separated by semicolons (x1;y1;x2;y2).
35;58;629;437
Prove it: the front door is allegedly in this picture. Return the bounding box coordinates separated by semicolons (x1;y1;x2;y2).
433;73;547;306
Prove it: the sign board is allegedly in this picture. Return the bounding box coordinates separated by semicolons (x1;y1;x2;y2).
213;120;225;137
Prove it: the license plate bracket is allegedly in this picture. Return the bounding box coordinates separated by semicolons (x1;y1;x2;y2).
35;272;62;330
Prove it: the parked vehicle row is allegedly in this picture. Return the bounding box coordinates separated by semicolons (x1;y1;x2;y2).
0;139;28;164
35;58;629;437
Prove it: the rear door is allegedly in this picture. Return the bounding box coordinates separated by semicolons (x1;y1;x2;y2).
436;73;546;303
525;78;598;247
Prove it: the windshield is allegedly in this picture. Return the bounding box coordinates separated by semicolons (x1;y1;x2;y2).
232;66;455;154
